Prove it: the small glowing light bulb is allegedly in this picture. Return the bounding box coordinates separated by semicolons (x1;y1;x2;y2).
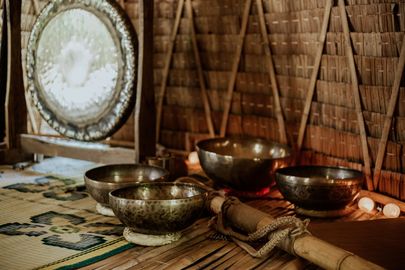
382;203;400;218
358;197;375;213
188;151;199;165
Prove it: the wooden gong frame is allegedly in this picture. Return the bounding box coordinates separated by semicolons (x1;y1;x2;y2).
0;0;155;164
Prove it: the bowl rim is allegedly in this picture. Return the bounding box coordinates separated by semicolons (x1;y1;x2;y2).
275;165;364;184
196;137;291;160
109;182;208;202
84;163;170;187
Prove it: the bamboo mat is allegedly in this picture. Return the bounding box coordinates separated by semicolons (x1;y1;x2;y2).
0;158;127;270
78;191;394;270
0;159;401;269
0;156;99;188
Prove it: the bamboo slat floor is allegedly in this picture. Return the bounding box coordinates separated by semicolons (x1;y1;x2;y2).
79;188;398;270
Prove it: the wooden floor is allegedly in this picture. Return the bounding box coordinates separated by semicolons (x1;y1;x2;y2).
78;189;397;270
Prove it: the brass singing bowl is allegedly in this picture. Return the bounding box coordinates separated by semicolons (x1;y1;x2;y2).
196;137;292;191
84;164;170;206
109;182;207;235
275;166;363;212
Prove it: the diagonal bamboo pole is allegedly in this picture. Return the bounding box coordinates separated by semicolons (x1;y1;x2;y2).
373;35;405;189
219;0;252;137
174;176;384;270
208;195;384;270
156;0;185;142
338;0;374;191
297;0;333;149
185;0;215;137
256;0;287;145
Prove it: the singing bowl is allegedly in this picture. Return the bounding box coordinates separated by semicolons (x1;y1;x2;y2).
109;182;207;235
275;166;363;212
84;164;170;206
196;137;291;191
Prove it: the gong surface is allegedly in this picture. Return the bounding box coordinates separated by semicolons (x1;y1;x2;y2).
27;0;137;141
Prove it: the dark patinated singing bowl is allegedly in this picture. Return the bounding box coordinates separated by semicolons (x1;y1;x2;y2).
275;166;363;210
109;182;207;235
196;137;291;191
85;164;170;206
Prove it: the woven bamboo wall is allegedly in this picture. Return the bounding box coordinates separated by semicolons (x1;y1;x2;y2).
146;0;405;200
19;0;405;200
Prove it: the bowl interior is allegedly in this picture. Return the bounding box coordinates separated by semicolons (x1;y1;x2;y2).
197;137;290;160
110;182;206;201
85;164;169;185
275;166;364;215
276;166;363;184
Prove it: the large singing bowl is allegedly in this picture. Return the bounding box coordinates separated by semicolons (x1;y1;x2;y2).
85;164;169;206
275;166;363;214
196;137;291;191
109;182;207;235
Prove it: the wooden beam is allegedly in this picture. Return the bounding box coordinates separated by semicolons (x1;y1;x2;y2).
156;0;185;142
5;0;26;149
0;148;32;164
185;0;215;138
338;0;374;191
220;0;252;137
134;0;155;162
256;0;287;145
0;0;7;143
373;35;405;189
296;0;332;149
20;134;135;164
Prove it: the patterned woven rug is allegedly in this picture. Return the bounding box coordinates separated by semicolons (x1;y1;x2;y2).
0;158;133;270
0;156;99;187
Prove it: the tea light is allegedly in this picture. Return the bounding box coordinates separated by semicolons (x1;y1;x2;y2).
358;197;375;213
186;151;201;174
382;203;400;218
188;151;199;165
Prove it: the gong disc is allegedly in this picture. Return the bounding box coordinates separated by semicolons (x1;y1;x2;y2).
26;0;137;141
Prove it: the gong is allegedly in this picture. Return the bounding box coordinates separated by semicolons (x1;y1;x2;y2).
26;0;137;141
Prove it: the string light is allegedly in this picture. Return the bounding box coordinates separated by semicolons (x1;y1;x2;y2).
358;197;375;213
382;203;400;218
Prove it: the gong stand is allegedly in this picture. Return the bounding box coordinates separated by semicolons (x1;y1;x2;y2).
0;0;31;163
0;0;155;164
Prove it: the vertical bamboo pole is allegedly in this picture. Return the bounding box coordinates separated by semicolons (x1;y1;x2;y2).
185;0;215;137
219;0;252;137
338;0;374;191
4;0;26;148
21;0;43;134
156;0;185;142
0;0;6;142
118;0;125;9
373;36;405;189
296;0;333;149
31;0;40;15
134;0;155;162
21;65;38;134
256;0;287;145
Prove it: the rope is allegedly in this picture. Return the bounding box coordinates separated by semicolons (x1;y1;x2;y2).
211;196;310;258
